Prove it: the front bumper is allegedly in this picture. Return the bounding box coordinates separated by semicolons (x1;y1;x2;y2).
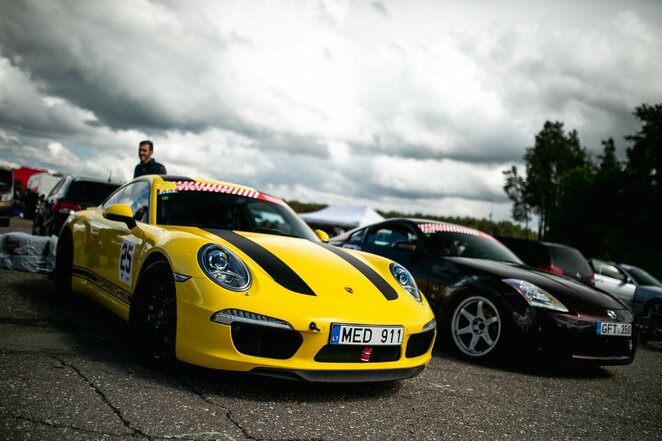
173;276;436;381
526;307;637;365
251;365;426;382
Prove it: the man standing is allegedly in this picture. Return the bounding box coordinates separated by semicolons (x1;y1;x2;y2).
134;140;167;178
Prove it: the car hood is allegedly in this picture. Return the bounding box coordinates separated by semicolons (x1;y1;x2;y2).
189;229;426;315
448;257;625;309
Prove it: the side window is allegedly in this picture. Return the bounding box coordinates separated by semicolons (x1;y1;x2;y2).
103;186;128;209
347;229;366;244
363;224;418;265
598;262;626;281
366;226;416;248
129;181;150;222
48;177;67;198
102;181;150;222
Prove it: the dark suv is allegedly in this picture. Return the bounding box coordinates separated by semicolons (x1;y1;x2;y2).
0;167;14;227
33;176;120;236
496;237;595;286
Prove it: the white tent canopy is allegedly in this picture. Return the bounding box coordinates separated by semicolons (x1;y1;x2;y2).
300;205;384;229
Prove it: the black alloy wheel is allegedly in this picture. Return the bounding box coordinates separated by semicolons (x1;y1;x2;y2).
54;230;73;296
129;260;178;363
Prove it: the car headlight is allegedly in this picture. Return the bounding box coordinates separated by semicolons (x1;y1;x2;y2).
198;244;251;291
502;278;569;312
390;263;421;302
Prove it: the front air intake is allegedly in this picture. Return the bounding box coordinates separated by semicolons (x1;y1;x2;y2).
231;323;303;359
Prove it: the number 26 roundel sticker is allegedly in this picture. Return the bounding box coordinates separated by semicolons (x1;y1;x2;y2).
119;239;136;285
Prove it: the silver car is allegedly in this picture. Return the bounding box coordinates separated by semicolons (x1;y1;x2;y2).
590;258;662;341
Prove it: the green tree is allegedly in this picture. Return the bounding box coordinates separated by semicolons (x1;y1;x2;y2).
502;165;531;229
624;104;662;206
285;200;327;213
507;121;590;238
599;138;621;172
619;104;662;276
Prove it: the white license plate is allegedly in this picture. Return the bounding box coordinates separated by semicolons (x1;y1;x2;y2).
596;322;632;337
330;324;403;346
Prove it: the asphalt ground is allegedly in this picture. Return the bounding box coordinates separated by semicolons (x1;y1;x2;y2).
1;219;661;441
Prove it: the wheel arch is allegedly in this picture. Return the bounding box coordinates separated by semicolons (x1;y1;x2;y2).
643;297;662;314
136;251;172;283
129;251;178;363
438;276;514;317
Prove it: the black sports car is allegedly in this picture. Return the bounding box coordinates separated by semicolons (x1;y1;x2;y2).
330;219;636;365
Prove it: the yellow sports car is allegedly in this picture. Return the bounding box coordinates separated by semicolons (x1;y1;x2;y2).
55;175;436;382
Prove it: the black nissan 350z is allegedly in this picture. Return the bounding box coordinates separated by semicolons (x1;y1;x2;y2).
330;218;636;365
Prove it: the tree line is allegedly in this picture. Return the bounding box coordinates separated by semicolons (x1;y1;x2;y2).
287;204;535;240
504;103;662;278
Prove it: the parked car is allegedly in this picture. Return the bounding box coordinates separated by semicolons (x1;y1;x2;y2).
496;237;595;286
55;176;436;381
24;172;64;220
331;219;636;365
0;167;14;227
33;175;120;236
589;258;662;340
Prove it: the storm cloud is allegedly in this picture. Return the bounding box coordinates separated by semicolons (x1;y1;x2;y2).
1;0;661;222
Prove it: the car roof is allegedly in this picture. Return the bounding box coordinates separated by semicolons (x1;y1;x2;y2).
138;174;286;205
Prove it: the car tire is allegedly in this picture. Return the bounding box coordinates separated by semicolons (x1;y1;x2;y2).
640;300;662;344
0;218;9;227
54;229;73;296
443;293;510;361
129;260;177;364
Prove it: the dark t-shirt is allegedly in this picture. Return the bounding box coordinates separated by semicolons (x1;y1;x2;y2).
134;158;167;178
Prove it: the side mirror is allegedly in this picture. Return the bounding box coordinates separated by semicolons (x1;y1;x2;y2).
103;204;137;229
315;229;329;243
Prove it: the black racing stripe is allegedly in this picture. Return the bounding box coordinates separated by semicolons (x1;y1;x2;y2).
72;266;133;304
319;244;399;301
205;229;316;296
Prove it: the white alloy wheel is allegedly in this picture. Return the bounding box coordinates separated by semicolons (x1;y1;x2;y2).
451;295;502;357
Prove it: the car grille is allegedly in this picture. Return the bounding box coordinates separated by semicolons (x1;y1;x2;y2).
405;330;435;358
231;323;303;359
569;335;634;358
314;345;401;363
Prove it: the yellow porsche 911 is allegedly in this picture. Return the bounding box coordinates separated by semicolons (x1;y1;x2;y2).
54;175;436;382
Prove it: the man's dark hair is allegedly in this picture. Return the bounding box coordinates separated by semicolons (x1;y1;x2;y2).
139;140;154;151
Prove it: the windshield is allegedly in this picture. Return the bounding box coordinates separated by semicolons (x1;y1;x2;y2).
623;265;662;286
156;188;318;241
426;231;523;264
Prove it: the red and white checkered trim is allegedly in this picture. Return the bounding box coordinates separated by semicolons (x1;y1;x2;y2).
418;223;483;237
174;181;259;198
170;181;287;206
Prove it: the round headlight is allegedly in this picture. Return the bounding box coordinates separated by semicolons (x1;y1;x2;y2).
390;263;421;302
199;244;251;291
208;249;229;271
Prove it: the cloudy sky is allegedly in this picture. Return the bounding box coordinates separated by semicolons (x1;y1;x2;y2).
1;0;661;223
